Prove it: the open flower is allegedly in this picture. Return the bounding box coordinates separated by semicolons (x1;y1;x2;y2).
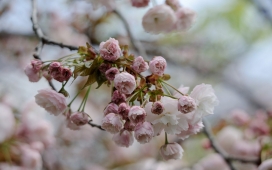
174;7;196;31
134;122;154;144
145;96;189;136
160;142;183;160
114;72;136;94
142;4;177;34
99;38;122;61
35;89;67;116
113;130;134;147
176;121;203;140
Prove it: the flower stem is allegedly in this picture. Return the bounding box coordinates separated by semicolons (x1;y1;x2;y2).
68;89;83;107
81;85;91;112
165;132;168;144
161;80;184;96
160;81;172;96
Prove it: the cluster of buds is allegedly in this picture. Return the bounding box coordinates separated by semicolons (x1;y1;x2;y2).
25;37;218;160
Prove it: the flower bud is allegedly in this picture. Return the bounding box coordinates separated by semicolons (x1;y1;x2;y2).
112;130;134;147
151;101;164;115
104;103;118;115
124;120;136;131
70;112;89;126
105;67;119;81
111;90;126;104
61;67;72;82
101;113;123;134
131;0;150;8
128;106;146;124
134;122;154;144
114;72;136;94
160;142;183;160
31;59;43;72
132;56;149;73
178;96;196;114
24;64;41;82
99;63;112;74
149;56;167;76
99;38;122;61
118;103;130;119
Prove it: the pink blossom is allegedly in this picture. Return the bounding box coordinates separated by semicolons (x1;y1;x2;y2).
178;96;196;114
250;119;269;136
42;71;52;81
20;145;42;169
31;59;43;72
134;122;154;144
101;113;123;134
104;103;119;115
35;89;67;116
70;112;89;126
48;62;61;76
0;104;15;143
132;56;149;73
193;153;229;170
165;0;181;11
151;101;164;115
233;140;260;158
174;7;196;31
131;0;149;7
176;121;203;140
124;120;136;131
99;38;122;61
114;72;136;94
230;109;250;126
24;64;41;82
118;103;130;119
30;141;45;153
111;90;126;104
258;158;272;170
99;63;112;74
149;56;167;76
112;130;134;147
66;117;80;130
105;67;120;81
142;5;177;34
61;67;72;82
128;106;146;124
160;142;183;160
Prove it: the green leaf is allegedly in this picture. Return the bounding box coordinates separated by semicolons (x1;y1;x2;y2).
73;64;85;79
162;74;171;81
83;74;96;89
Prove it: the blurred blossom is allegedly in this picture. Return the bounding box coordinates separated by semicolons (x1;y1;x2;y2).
229;109;250;126
193;153;229;170
258;159;272;170
0;104;15;143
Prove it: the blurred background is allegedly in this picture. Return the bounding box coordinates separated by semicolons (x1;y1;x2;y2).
0;0;272;169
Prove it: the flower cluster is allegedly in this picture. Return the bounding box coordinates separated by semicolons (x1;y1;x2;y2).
141;0;196;34
25;37;218;160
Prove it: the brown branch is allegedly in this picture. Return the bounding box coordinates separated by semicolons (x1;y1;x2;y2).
88;120;105;131
202;119;260;170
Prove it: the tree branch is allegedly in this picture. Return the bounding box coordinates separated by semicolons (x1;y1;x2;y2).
88;120;105;131
113;9;147;59
202;118;260;170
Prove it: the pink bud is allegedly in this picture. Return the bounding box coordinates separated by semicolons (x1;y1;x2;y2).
99;38;122;61
24;64;41;82
105;67;120;81
48;62;61;75
118;103;130;119
61;67;72;82
114;72;136;94
131;0;150;7
151;101;164;115
101;113;123;134
111;90;126;104
132;56;149;73
112;130;134;147
104;103;119;115
134;122;154;144
124;120;136;131
128;106;146;124
178;96;196;114
160;142;183;160
31;59;43;72
70;112;89;126
99;63;112;73
149;56;167;76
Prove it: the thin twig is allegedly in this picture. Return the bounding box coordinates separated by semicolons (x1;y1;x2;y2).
202;118;260;170
113;9;147;58
88;120;105;131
